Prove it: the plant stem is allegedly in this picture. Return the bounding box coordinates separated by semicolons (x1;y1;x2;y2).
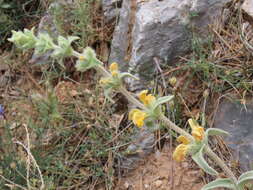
159;115;194;141
205;146;237;182
74;51;237;183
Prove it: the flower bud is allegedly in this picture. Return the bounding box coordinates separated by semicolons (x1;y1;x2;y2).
169;77;177;87
203;89;209;98
75;47;100;72
10;162;16;169
8;28;36;50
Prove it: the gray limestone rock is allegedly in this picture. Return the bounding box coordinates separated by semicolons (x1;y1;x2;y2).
119;127;155;173
214;99;253;172
102;0;122;23
29;0;74;65
109;0;230;90
242;0;253;19
109;0;132;72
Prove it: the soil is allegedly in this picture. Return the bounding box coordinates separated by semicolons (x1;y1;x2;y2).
115;143;206;190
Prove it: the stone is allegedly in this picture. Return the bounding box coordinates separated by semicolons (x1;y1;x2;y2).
154;180;163;188
109;0;230;91
102;0;122;23
242;0;253;19
109;0;132;72
214;99;253;172
119;127;155;173
29;0;74;65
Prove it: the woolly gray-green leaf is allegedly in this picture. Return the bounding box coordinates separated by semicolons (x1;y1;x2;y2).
192;146;218;176
206;128;229;137
201;178;236;190
119;72;139;80
237;171;253;188
153;95;174;109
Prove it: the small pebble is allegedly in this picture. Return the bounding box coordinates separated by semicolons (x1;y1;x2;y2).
154;180;163;188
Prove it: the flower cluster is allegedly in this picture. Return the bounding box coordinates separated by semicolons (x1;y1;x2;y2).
99;62;120;86
139;90;156;106
128;90;156;127
173;119;205;162
75;47;100;72
8;28;79;61
129;109;147;127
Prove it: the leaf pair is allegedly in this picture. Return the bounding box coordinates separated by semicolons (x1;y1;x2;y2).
202;171;253;190
9;28;79;60
191;128;229;176
75;47;100;72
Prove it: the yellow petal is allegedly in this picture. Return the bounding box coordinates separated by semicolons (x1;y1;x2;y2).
79;55;85;61
133;111;147;127
99;78;110;85
129;109;147;127
169;77;177;86
109;62;118;72
173;144;189;162
192;127;205;141
139;90;148;104
138;90;156;105
177;135;190;145
111;71;118;77
145;94;156;105
188;119;205;141
128;109;139;120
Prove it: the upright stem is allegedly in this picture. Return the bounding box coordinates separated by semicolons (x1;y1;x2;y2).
205;146;237;182
74;51;237;183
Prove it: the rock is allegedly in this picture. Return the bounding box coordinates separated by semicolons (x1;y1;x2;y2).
29;0;74;65
154;180;163;188
102;0;122;23
109;0;230;90
109;0;132;72
119;127;155;173
214;99;253;172
242;0;253;19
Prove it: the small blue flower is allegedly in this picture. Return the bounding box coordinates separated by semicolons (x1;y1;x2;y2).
0;105;4;116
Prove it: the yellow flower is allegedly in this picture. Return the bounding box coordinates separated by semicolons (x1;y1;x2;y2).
109;62;118;72
129;109;147;127
169;77;177;86
111;71;118;77
138;90;156;106
173;135;191;162
177;135;190;145
79;55;85;61
173;119;205;162
99;78;110;85
173;144;189;162
188;119;205;141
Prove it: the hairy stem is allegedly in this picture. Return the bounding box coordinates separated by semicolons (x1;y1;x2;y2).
205;146;237;182
74;51;237;183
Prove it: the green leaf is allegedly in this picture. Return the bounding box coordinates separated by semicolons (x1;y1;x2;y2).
104;89;114;103
192;146;218;176
1;3;12;8
35;33;55;55
52;36;79;58
201;178;236;190
206;128;229;137
237;171;253;188
119;72;139;80
8;28;37;50
153;95;174;109
75;47;100;72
